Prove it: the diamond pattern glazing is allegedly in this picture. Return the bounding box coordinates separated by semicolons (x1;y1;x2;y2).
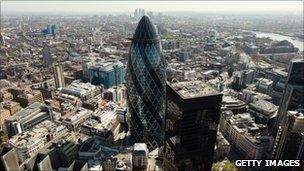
126;16;166;151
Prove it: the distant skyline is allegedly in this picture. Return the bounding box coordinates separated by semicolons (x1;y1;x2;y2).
1;1;303;15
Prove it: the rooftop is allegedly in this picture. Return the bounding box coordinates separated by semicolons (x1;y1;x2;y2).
170;80;218;99
223;96;243;104
256;78;273;85
133;143;148;153
89;61;123;72
9;120;67;150
61;81;100;97
92;110;117;131
6;102;47;121
2;100;20;107
79;138;119;156
63;107;92;124
227;113;272;144
249;99;278;115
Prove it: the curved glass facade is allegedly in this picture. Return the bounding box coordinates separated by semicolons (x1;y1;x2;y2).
126;16;166;150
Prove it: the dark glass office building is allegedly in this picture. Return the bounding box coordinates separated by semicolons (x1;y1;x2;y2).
272;111;304;163
272;59;304;162
164;81;223;171
272;59;304;137
126;16;166;151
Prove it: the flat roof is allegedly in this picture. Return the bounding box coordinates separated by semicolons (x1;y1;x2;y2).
6;102;44;121
133;143;148;153
170;80;219;99
250;99;278;114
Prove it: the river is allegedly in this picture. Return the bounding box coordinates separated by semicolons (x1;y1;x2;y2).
253;31;304;52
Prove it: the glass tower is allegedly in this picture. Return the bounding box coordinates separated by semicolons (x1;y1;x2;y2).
271;59;304;137
164;81;223;171
126;16;166;151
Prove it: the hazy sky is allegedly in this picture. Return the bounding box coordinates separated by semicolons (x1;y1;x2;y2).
1;1;303;14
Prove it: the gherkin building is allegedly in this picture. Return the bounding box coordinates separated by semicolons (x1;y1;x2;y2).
126;16;166;151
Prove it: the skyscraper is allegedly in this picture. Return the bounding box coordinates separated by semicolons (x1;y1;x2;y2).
46;25;52;34
164;81;223;171
126;16;166;151
51;24;59;36
0;33;5;46
272;110;304;164
53;62;65;89
42;46;53;67
272;59;304;137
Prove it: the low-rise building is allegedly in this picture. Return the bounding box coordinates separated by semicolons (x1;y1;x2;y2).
248;99;278;132
0;108;10;128
103;86;126;103
80;109;119;144
2;101;21;115
221;95;247;114
132;143;148;170
5;102;54;137
82;96;101;111
220;111;273;159
62;107;92;131
60;81;102;101
0;131;9;144
0;91;13;102
54;92;82;108
9;120;67;161
259;40;298;54
16;90;44;108
241;89;272;104
59;101;77;116
78;138;119;160
244;43;259;54
255;78;273;95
